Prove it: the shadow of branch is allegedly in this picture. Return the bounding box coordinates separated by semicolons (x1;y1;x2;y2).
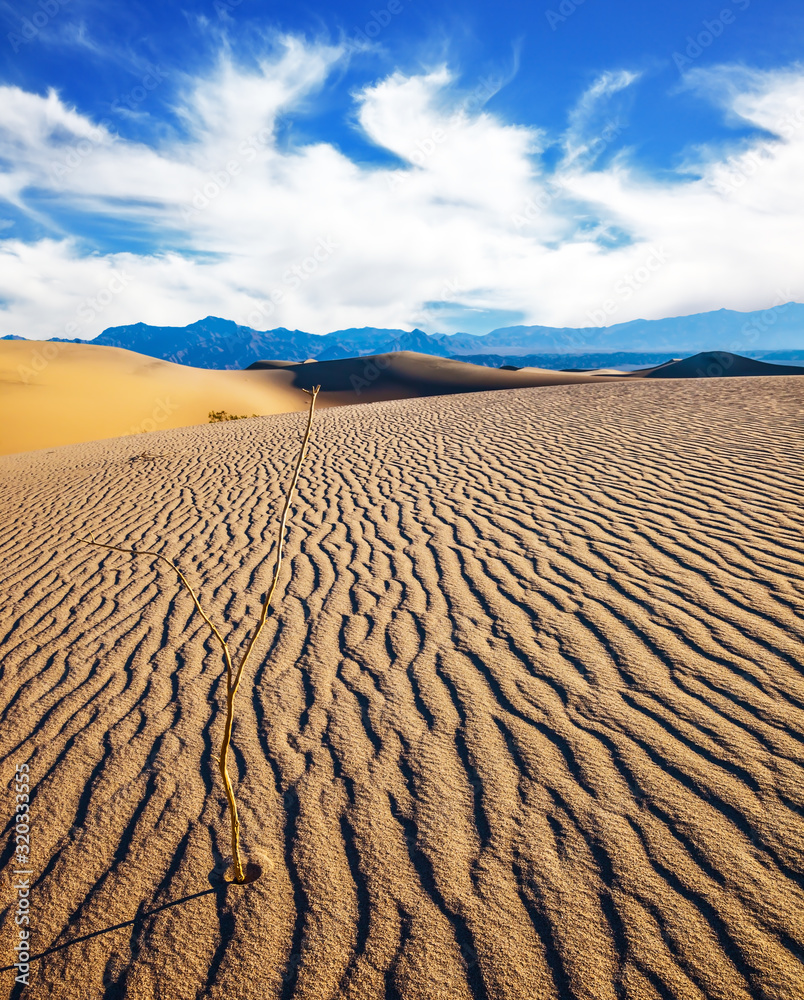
0;887;219;971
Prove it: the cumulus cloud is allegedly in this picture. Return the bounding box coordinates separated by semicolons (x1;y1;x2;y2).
0;39;803;340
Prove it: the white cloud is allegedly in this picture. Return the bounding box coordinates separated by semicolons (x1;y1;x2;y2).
0;41;803;341
561;69;640;169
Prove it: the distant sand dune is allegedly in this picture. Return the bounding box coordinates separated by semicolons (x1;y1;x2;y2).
0;340;306;455
252;349;804;390
1;342;628;455
1;378;803;998
247;350;628;393
642;351;804;379
3;341;802;456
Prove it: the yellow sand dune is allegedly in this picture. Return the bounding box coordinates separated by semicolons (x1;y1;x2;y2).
5;341;801;457
0;340;310;455
1;341;628;456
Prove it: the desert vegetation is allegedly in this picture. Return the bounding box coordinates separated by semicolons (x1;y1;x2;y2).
83;386;320;883
1;377;802;996
208;409;257;422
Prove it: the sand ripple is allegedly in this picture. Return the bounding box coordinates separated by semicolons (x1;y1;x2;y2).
1;377;803;999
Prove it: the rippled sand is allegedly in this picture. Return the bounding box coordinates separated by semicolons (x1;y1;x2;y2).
0;341;627;457
1;377;803;999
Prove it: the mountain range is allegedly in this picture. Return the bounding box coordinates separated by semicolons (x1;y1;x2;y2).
5;303;804;370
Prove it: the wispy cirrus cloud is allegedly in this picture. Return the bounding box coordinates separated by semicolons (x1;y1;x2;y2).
561;69;641;169
0;37;803;340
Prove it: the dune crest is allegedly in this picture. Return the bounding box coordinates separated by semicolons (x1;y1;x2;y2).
0;340;305;455
3;341;802;456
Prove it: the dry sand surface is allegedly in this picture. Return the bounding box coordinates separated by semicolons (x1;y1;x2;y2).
1;342;629;456
0;340;308;455
1;377;803;1000
4;340;800;458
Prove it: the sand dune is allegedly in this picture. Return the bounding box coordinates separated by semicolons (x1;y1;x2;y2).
4;342;802;456
268;350;801;391
247;351;627;394
1;343;627;456
552;353;803;379
1;377;802;998
642;352;804;379
0;340;311;455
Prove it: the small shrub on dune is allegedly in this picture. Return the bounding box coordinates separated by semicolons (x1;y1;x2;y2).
209;410;258;422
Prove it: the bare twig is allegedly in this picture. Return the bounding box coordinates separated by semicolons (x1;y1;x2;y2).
218;385;320;882
81;385;321;883
79;531;233;676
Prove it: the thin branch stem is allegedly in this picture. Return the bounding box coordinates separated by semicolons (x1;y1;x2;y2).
79;531;234;679
219;385;319;880
80;386;321;884
231;385;320;694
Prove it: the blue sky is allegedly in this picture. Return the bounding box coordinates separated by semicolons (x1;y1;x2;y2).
0;0;803;339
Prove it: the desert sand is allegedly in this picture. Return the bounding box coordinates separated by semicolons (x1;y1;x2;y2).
3;340;801;457
0;340;307;455
1;341;632;456
1;377;803;999
251;350;804;392
247;351;631;393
